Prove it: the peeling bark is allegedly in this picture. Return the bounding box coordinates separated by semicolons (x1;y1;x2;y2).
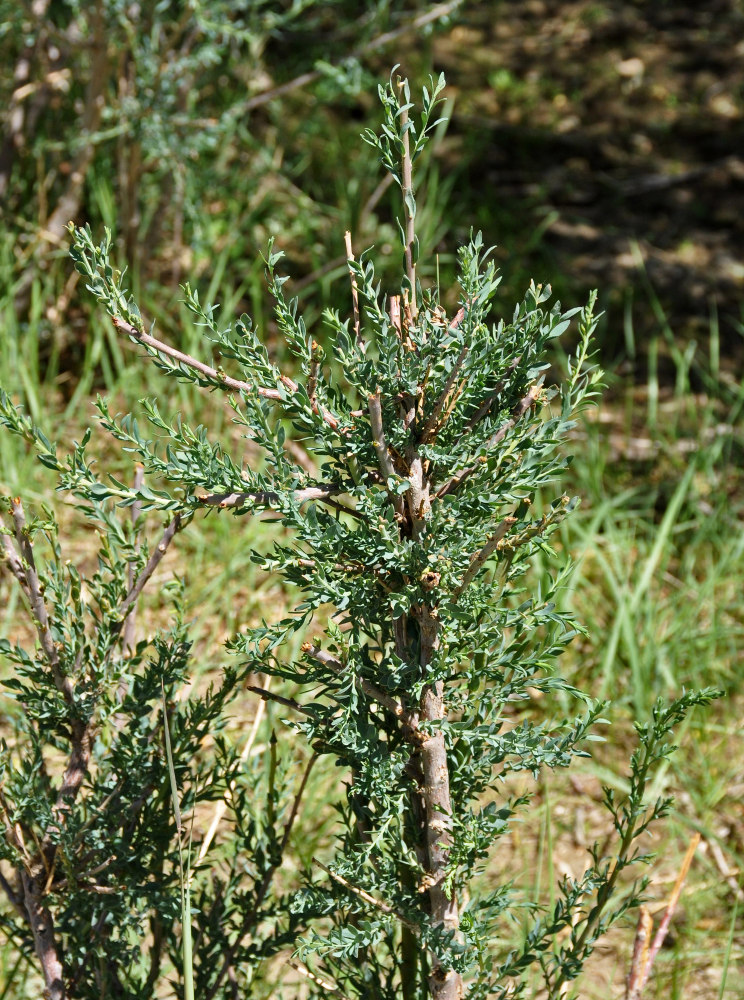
22;871;66;1000
418;605;463;1000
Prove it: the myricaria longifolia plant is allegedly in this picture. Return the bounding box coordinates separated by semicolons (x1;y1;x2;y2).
0;72;716;1000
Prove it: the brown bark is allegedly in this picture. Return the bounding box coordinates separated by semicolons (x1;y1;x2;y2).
22;871;66;1000
418;603;463;1000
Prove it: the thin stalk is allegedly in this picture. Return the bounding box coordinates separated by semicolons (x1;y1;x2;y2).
344;231;362;346
122;464;144;653
397;81;416;316
162;683;194;1000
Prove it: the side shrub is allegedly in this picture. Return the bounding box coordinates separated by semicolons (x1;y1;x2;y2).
0;72;716;1000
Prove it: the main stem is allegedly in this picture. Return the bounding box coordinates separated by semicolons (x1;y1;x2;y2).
407;454;462;999
22;872;66;1000
418;606;462;1000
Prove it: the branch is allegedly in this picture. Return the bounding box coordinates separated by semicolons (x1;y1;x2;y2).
368;392;397;482
196;485;366;523
294;557;392;592
115;512;183;624
397;83;416;316
21;872;66;1000
417;601;462;999
307;340;321;406
344;231;362;346
287;962;351;999
629;833;701;1000
301;643;423;743
437;383;543;499
453;516;517;597
390;295;403;337
419;341;468;443
111;316;342;432
2;500;70;699
122;464;145;653
246;685;315;720
464;356;522;432
112;316;284;397
312;857;419;931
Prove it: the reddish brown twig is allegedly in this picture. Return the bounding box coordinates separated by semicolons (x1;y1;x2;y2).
301;642;422;743
626;906;653;1000
419;342;468;444
437;383;543;500
116;513;183;623
454;516;517;597
345;231;362;347
122;464;145;653
112;316;341;432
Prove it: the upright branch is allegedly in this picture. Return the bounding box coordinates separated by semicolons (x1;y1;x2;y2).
344;230;362;346
122;464;145;653
398;80;417;316
2;499;70;699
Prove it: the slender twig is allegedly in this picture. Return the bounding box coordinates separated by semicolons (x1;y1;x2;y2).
116;513;182;624
464;356;522;431
246;685;315;720
389;295;402;337
302;643;423;743
52;855;116;892
1;505;93;856
454;516;517;597
626;906;653;1000
122;464;144;653
419;343;469;443
397;82;416;316
437;383;543;499
5;500;69;698
112;316;342;432
196;484;364;521
485;383;543;449
307;341;321;406
368;392;397;482
198;486;335;508
112;316;285;397
287;961;351;999
294;557;392;591
344;231;362;347
313;857;419;932
496;500;570;562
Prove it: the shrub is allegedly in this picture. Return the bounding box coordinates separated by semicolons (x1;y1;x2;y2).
0;71;716;1000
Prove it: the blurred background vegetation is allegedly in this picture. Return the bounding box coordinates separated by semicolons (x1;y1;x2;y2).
0;1;742;996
